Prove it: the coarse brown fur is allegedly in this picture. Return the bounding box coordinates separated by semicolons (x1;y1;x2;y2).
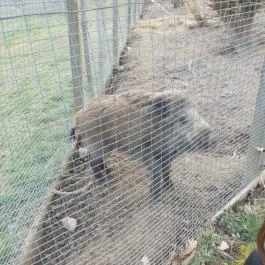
73;89;215;200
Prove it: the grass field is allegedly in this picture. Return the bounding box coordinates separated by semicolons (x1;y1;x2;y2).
0;2;129;263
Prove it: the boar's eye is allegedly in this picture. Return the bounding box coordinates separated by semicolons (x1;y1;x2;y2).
178;115;187;125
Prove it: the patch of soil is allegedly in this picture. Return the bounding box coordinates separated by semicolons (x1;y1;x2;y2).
28;151;246;265
27;150;151;265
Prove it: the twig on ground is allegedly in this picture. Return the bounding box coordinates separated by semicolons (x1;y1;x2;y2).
52;181;92;195
216;249;235;261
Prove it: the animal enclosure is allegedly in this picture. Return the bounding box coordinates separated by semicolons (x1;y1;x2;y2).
1;0;265;264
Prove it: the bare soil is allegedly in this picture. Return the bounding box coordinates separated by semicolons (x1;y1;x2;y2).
22;1;265;265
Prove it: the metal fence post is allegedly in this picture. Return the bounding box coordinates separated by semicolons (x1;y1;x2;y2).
244;56;265;181
113;0;119;69
66;0;84;110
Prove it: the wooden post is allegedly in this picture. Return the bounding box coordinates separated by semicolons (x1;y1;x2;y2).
96;0;105;91
80;0;94;98
133;0;137;25
244;56;265;182
141;0;147;15
113;0;119;68
137;0;141;19
127;0;132;36
66;0;84;110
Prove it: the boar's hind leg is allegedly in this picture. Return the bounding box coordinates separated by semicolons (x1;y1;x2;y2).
90;158;111;183
161;153;174;191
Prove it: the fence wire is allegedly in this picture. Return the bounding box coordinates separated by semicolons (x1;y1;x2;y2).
1;0;265;264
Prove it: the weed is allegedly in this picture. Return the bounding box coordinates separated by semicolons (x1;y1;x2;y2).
217;204;263;242
191;196;265;264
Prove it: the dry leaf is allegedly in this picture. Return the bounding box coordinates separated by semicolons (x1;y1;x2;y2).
217;241;230;251
171;239;198;265
181;251;196;265
179;239;198;257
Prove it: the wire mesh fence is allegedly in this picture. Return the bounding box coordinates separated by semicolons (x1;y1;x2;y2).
1;0;265;264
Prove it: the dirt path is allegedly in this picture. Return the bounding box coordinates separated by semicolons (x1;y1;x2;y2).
24;2;265;265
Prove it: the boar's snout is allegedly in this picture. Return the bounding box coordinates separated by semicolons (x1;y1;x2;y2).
188;125;216;151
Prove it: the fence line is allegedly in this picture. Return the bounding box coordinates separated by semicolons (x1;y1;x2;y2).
0;3;135;20
64;0;146;108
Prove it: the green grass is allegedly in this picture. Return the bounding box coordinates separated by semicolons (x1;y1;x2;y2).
0;14;74;264
191;228;221;265
190;197;265;265
217;205;263;242
0;2;128;263
0;232;13;261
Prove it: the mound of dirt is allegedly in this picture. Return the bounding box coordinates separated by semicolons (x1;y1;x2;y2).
19;150;245;265
21;149;152;265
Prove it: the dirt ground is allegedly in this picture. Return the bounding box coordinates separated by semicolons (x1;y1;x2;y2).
20;1;265;265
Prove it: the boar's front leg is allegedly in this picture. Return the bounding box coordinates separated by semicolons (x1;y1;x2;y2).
144;151;174;201
161;152;174;191
141;148;162;201
150;163;162;201
154;152;174;193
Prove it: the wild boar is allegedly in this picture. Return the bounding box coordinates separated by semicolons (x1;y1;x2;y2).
71;89;215;200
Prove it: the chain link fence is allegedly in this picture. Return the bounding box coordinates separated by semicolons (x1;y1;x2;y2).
1;0;265;264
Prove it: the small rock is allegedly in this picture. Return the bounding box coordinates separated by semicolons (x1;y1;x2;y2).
90;224;96;230
79;165;86;171
141;256;150;265
78;147;88;158
61;217;77;232
117;65;125;72
217;241;230;251
93;228;101;236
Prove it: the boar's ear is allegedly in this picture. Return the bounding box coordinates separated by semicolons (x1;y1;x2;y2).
152;94;170;119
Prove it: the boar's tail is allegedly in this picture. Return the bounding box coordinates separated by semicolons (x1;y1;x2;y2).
70;126;76;141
